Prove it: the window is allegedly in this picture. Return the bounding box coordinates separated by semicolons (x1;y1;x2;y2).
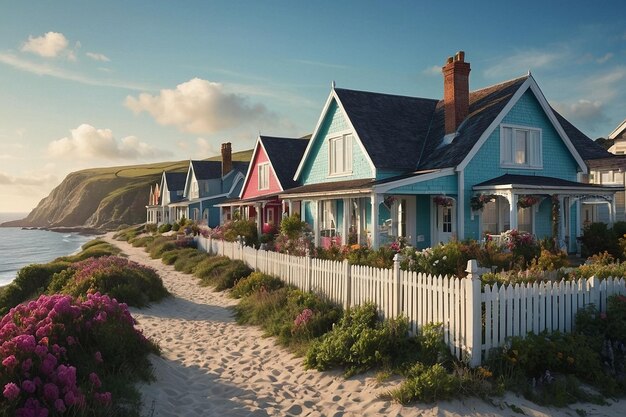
266;207;274;224
500;125;542;168
329;134;353;176
258;163;270;190
320;200;336;236
259;162;270;190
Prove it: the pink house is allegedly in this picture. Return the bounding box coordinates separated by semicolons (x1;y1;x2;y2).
218;135;309;235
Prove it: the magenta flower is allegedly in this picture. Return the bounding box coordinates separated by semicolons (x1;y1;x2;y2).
94;391;112;405
21;380;36;394
43;383;59;401
89;372;102;389
54;399;66;412
2;354;17;369
94;351;103;363
22;358;33;372
3;382;20;400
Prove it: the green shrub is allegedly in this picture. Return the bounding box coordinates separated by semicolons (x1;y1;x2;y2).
173;249;208;274
158;223;172;233
57;240;121;262
113;224;144;241
0;261;71;315
171;221;180;232
193;256;232;283
581;222;618;258
223;219;258;246
280;213;308;240
61;256;169;307
130;235;155;247
212;261;253;291
390;363;461;403
146;236;177;258
231;272;284;298
304;303;413;376
235;286;341;353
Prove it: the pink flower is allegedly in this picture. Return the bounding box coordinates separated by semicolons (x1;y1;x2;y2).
94;391;112;405
22;358;33;372
94;351;103;363
3;382;20;400
64;390;76;406
2;354;17;369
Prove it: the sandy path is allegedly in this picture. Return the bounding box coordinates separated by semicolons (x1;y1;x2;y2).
103;234;622;417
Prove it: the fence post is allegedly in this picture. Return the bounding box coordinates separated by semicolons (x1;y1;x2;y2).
465;259;482;367
343;259;351;310
208;236;212;255
305;249;312;292
393;254;401;317
588;275;600;311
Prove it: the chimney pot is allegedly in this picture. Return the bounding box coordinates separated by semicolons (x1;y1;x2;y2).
442;51;471;135
221;142;232;177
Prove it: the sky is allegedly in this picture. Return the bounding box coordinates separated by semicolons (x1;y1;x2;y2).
1;0;625;212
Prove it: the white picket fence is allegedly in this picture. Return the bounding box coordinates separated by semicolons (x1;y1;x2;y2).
195;236;626;365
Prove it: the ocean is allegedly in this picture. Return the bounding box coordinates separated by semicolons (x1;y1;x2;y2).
0;213;91;286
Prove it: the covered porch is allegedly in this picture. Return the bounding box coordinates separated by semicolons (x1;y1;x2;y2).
473;174;619;253
217;193;289;236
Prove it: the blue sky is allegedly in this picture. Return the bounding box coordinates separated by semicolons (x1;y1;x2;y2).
1;1;625;212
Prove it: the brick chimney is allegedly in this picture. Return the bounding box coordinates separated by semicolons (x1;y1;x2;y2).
442;51;471;135
221;142;232;177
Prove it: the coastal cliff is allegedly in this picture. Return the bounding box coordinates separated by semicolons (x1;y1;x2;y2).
1;150;252;231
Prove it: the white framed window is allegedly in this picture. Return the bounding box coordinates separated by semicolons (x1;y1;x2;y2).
320;200;336;235
329;134;353;176
500;125;542;169
258;163;270;190
266;207;274;224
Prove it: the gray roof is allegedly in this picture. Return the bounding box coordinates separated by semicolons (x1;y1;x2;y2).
335;75;607;172
190;160;249;180
163;172;187;203
260;136;309;190
474;174;606;189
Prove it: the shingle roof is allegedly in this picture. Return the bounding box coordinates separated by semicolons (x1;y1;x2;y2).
335;75;607;172
334;88;438;172
163;172;187;203
259;136;309;190
190;160;249;180
281;178;375;197
474;174;606;189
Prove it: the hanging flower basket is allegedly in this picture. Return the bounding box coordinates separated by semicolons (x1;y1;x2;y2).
517;195;540;209
433;195;454;207
383;195;396;209
470;194;496;211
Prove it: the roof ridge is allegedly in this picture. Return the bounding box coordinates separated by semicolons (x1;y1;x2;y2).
470;74;529;95
334;87;439;102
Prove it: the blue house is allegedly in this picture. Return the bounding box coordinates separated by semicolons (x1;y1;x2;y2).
281;51;616;252
175;143;249;227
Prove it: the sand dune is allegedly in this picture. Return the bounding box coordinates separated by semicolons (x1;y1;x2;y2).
104;234;622;417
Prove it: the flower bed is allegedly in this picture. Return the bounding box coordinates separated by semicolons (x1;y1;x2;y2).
1;293;156;416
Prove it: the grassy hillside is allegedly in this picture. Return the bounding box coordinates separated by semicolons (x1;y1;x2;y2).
3;150;252;230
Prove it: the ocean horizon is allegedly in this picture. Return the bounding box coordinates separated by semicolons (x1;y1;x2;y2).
0;213;91;286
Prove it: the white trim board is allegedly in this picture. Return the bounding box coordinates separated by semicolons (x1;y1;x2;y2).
456;75;587;174
373;168;455;194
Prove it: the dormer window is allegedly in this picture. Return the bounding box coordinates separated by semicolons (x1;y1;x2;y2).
500;125;542;169
258;162;270;190
329;134;353;176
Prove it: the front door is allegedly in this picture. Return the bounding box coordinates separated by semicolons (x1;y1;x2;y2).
435;201;455;243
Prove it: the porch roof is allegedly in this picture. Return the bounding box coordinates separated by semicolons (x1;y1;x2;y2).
280;178;375;199
473;174;619;195
215;193;283;207
168;199;190;207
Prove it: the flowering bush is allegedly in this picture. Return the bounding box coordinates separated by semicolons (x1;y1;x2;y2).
48;256;169;308
502;229;540;266
0;293;156;416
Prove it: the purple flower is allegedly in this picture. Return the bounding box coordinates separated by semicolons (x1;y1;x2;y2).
21;380;36;394
3;382;20;400
94;351;103;363
13;334;36;352
64;390;76;406
89;372;102;389
94;391;112;405
54;399;66;412
43;383;59;401
22;358;33;372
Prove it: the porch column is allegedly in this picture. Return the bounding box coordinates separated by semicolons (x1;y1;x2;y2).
313;200;321;248
558;196;566;248
576;199;582;255
342;198;350;243
288;200;293;217
509;192;518;231
371;193;381;249
610;195;616;226
255;203;262;236
390;198;399;237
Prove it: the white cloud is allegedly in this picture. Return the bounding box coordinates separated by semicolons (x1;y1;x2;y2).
86;52;110;62
0;52;151;91
21;32;69;58
47;124;170;160
484;49;567;79
422;65;441;76
0;171;57;186
196;138;218;157
125;78;277;134
553;99;608;130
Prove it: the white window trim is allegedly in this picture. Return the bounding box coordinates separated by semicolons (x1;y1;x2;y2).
500;124;543;170
258;162;270;190
328;134;353;177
